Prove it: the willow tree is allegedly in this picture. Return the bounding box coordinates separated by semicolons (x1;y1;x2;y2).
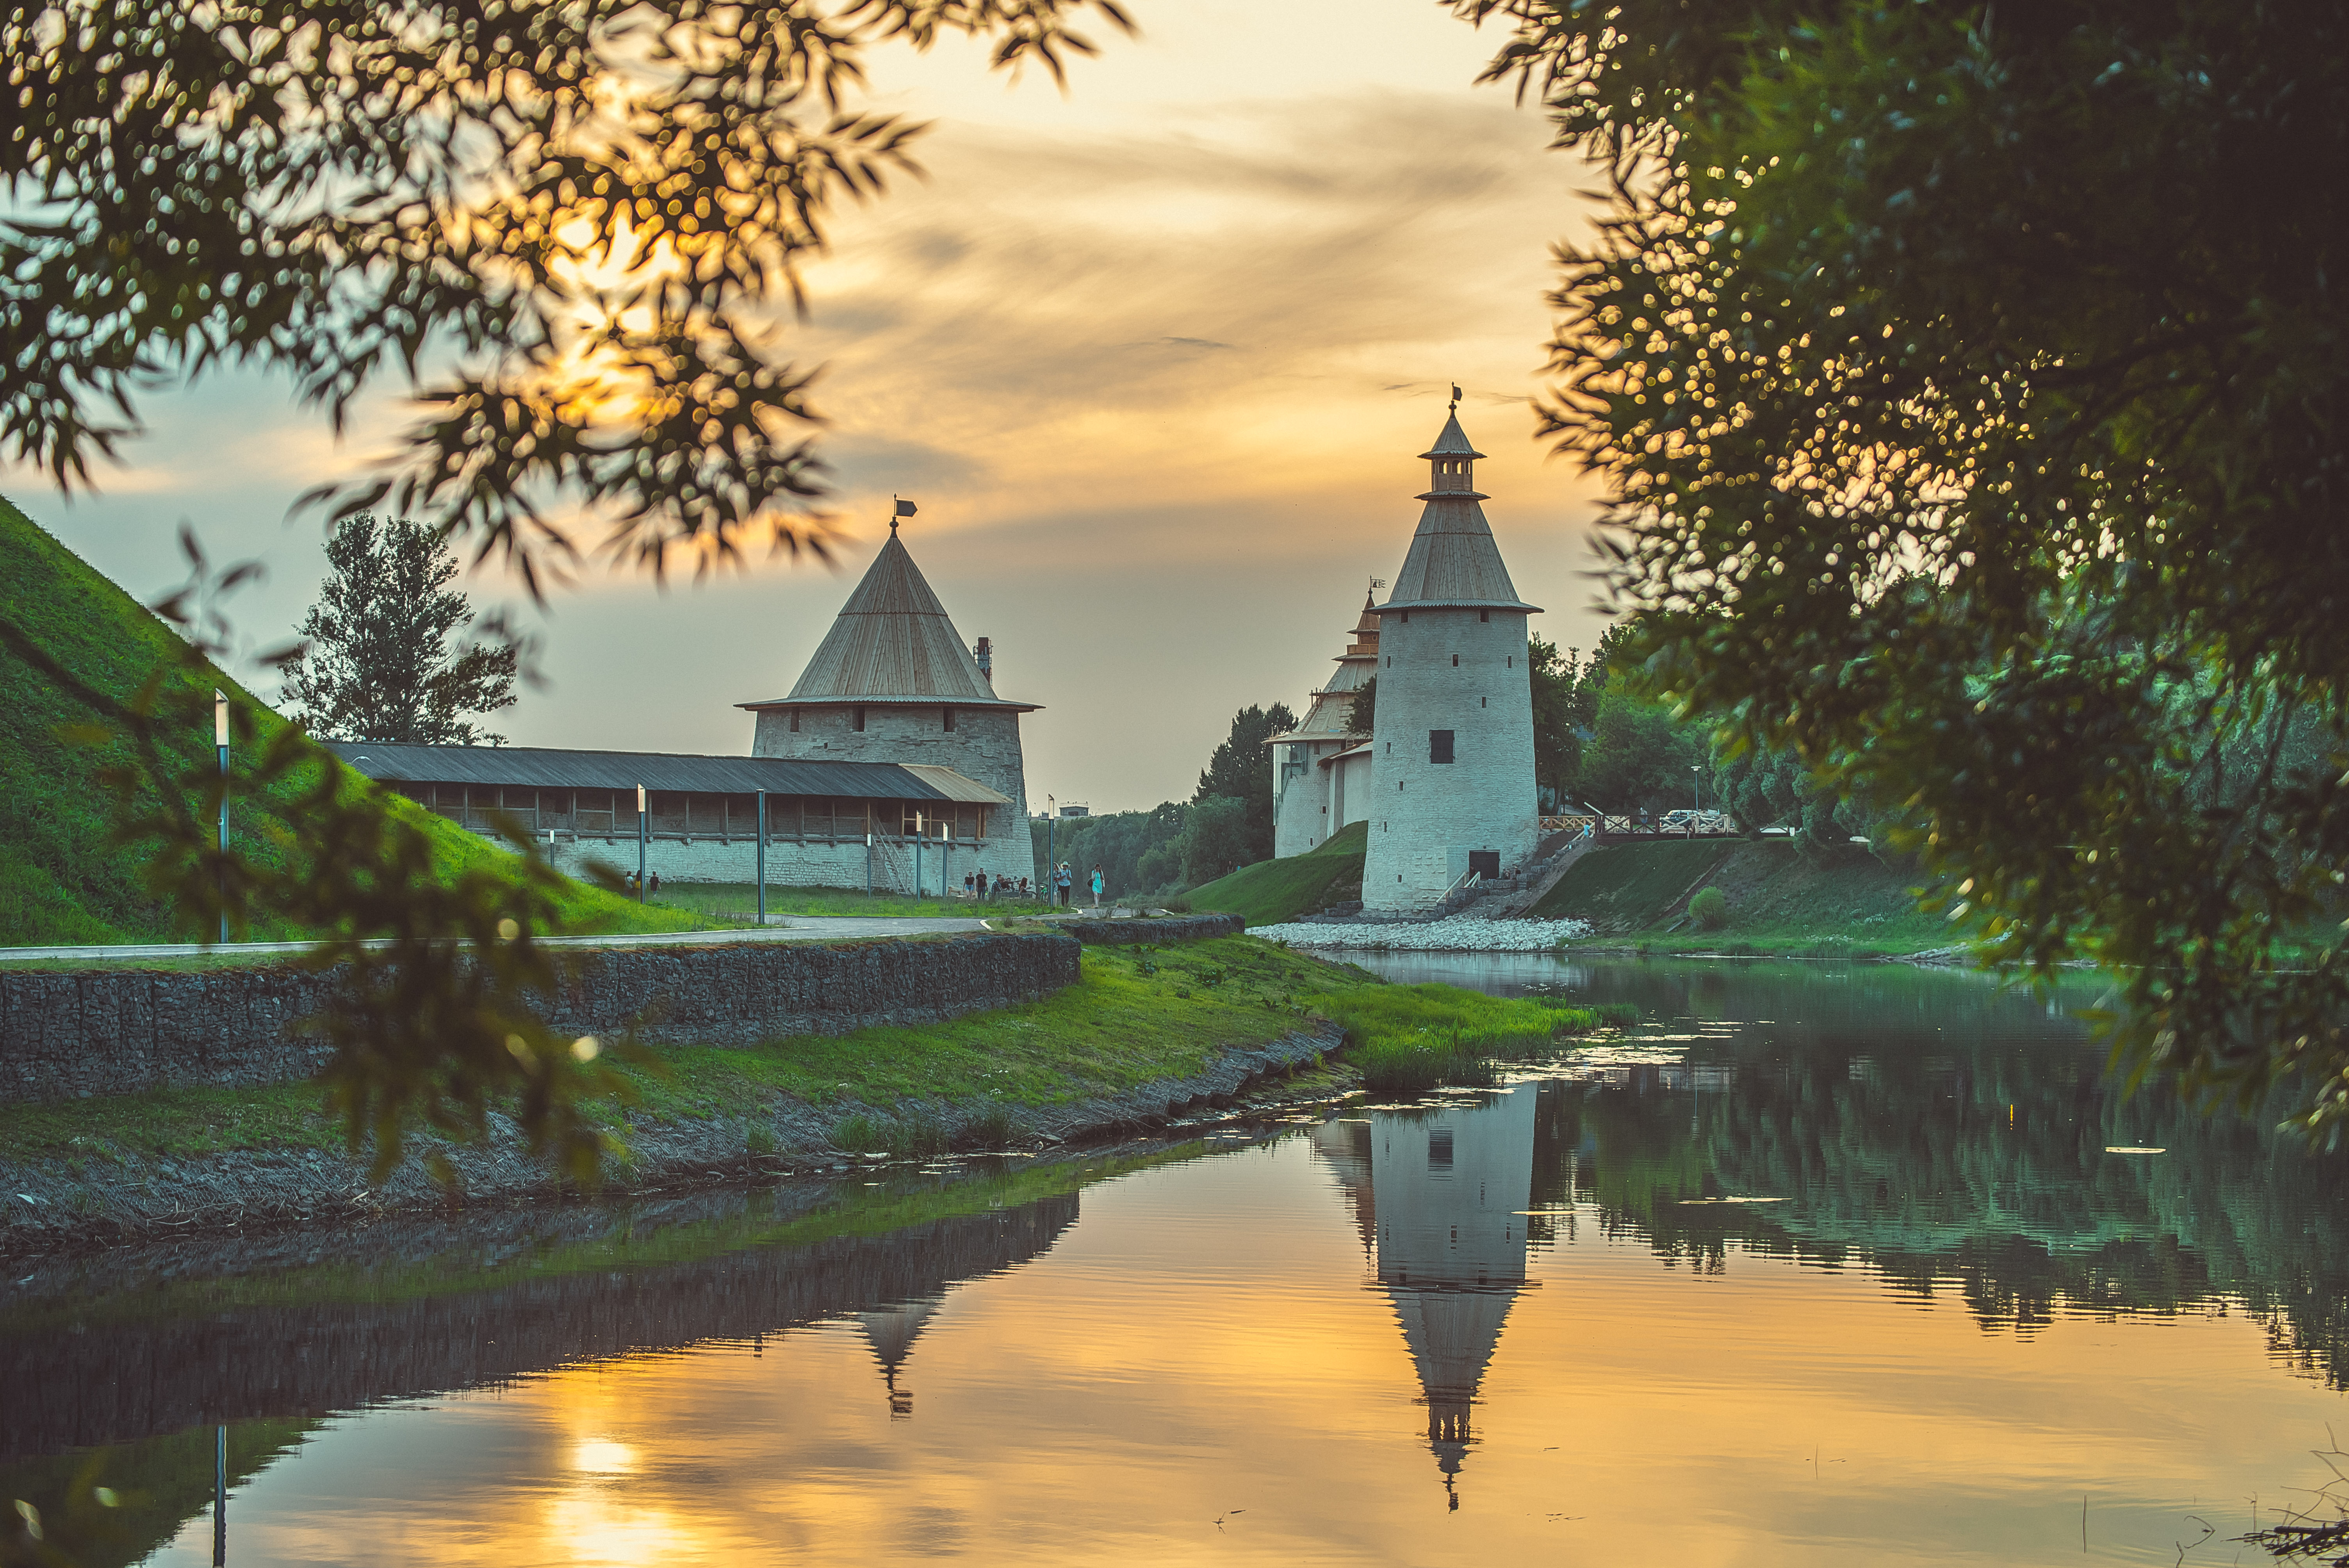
1460;0;2349;1137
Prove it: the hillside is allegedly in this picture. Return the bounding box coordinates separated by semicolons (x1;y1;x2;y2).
0;496;694;945
1185;819;1367;926
1527;837;1949;955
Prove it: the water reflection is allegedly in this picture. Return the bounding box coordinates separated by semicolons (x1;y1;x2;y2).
6;960;2349;1565
1316;1092;1538;1509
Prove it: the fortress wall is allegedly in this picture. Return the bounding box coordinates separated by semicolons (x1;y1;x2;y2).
0;930;1080;1104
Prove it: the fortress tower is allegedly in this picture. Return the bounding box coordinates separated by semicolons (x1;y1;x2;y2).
740;521;1040;889
1269;591;1381;857
1360;409;1541;913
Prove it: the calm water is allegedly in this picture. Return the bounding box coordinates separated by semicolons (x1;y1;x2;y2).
6;957;2347;1566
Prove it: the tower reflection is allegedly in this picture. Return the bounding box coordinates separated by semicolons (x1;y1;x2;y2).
1316;1090;1538;1509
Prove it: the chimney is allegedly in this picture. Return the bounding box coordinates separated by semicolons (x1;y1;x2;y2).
973;636;993;686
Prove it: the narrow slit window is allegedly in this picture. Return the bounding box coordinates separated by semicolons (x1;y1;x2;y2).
943;706;956;732
788;708;800;733
853;706;866;732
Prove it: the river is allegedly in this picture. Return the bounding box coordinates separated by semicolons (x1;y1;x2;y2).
4;956;2344;1565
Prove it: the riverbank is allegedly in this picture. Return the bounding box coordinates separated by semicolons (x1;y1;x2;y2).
0;935;1592;1250
1529;837;1952;956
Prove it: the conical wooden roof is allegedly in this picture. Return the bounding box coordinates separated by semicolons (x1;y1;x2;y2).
761;529;1034;708
1383;415;1540;614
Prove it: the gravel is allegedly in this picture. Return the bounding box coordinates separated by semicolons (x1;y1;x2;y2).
1251;915;1595;951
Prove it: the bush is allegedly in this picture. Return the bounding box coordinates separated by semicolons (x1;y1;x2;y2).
1689;886;1730;930
958;1101;1018;1150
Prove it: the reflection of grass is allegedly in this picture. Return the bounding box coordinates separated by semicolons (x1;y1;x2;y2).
648;881;1057;922
0;1416;317;1568
0;1144;1211;1338
1325;984;1600;1093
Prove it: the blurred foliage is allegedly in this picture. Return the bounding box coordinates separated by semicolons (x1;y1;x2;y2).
1461;0;2349;1138
0;540;654;1182
2;0;1131;586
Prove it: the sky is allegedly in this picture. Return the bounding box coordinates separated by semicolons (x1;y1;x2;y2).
4;0;1614;813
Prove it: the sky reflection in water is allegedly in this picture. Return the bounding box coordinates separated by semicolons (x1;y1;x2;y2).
33;959;2349;1564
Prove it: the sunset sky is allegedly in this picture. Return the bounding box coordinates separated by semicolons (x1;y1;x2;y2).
2;0;1614;812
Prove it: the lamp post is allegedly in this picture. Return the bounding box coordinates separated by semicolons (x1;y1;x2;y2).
1044;795;1055;909
913;810;925;899
755;791;767;926
214;690;229;944
1688;765;1700;836
636;784;648;900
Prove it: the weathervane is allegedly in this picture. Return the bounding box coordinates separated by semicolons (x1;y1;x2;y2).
891;495;917;533
1449;382;1461;412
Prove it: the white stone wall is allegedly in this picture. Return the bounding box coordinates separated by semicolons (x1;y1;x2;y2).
749;701;1038;887
515;829;999;896
1358;607;1540;913
1273;738;1349;857
1334;750;1372;830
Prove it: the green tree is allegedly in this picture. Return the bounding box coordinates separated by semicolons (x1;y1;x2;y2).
1174;796;1252;887
1345;676;1376;738
1469;0;2349;1139
282;516;519;746
1194;703;1297;870
1528;636;1596;806
1577;689;1706;818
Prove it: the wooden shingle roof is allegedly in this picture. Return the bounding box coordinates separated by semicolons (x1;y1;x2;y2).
741;531;1037;710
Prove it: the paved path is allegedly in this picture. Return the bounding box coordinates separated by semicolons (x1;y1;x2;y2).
0;916;998;964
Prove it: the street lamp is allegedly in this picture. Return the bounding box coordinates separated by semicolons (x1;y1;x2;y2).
214;690;229;944
1688;765;1700;836
636;784;648;900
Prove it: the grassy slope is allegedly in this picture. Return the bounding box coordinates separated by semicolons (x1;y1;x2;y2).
1529;837;1949;954
1185;818;1368;926
0;495;693;944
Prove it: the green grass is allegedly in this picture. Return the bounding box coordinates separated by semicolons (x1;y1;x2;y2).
0;494;694;946
0;937;1377;1164
1529;837;1950;955
648;881;1059;922
1186;818;1368;926
1321;982;1605;1093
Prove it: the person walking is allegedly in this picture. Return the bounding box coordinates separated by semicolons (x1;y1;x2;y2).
1089;865;1105;908
974;866;988;902
1054;862;1073;906
963;869;975;899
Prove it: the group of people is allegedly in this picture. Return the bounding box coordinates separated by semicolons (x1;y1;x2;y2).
1047;862;1107;908
955;864;1107;905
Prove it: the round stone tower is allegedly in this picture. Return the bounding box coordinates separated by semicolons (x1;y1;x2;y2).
1359;408;1541;914
739;520;1039;889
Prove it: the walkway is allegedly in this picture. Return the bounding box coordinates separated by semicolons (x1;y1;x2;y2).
0;916;998;965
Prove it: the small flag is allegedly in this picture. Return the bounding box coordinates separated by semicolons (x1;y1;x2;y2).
1451;383;1463;404
894;498;918;517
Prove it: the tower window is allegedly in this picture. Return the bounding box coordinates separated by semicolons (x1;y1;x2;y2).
852;706;866;732
1507;656;1513;668
1401;611;1409;623
788;709;800;733
1481;697;1487;707
943;706;956;732
1452;654;1459;667
1429;729;1455;764
1479;610;1489;623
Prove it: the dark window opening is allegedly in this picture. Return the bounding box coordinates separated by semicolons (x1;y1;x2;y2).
788;708;800;733
1479;609;1489;623
1481;697;1487;707
1469;850;1500;880
1429;729;1455;764
852;706;866;732
943;706;956;732
1452;654;1459;666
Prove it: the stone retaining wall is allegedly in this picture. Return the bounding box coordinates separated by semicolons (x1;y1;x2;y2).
0;931;1080;1104
1058;914;1245;945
